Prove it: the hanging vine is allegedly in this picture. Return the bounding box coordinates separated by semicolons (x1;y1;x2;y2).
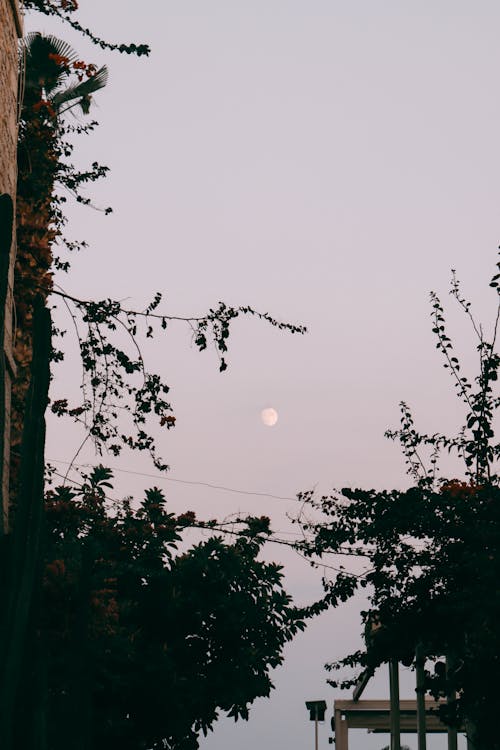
14;30;306;479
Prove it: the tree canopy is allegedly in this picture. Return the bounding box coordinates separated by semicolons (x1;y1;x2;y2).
39;466;304;750
294;258;500;750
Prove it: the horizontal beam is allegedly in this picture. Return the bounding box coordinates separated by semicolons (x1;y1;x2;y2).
336;700;443;711
334;699;462;734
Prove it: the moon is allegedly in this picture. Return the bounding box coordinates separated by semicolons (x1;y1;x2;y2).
261;407;278;427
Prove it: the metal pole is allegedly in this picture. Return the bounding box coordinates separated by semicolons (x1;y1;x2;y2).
389;659;401;750
415;643;427;750
315;710;318;750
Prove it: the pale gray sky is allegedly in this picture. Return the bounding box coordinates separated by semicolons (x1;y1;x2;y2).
27;2;498;748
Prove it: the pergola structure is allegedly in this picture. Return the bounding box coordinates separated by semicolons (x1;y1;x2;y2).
333;698;457;750
332;657;465;750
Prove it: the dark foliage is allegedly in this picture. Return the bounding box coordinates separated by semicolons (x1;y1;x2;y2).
293;256;500;750
13;31;112;498
42;467;305;750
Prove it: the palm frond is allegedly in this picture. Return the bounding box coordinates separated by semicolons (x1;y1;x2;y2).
51;66;109;113
22;33;79;96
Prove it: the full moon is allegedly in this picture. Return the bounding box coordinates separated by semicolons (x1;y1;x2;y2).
261;407;278;427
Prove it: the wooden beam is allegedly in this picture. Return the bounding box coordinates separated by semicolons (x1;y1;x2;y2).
352;669;373;702
334;706;349;750
415;644;427;750
389;660;401;750
334;699;461;734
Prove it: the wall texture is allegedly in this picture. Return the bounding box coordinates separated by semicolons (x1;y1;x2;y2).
0;0;22;532
0;1;22;198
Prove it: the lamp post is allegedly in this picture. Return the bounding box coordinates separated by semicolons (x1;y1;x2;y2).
306;700;327;750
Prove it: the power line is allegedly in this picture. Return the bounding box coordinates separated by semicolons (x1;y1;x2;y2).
47;458;299;503
48;468;306;542
48;466;369;567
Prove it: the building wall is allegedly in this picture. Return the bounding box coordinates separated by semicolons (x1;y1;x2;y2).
0;0;22;533
0;1;21;198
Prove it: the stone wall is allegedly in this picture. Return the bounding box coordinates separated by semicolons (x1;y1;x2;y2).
0;1;22;198
0;0;22;533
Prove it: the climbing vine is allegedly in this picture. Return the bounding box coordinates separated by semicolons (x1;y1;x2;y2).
23;0;150;56
13;31;111;495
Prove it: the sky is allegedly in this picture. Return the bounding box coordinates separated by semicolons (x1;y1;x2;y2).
24;1;500;748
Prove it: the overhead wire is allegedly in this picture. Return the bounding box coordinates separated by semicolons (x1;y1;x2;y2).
47;468;373;572
47;457;300;503
47;468;309;544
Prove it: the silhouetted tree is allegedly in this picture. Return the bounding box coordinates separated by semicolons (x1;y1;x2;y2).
39;467;304;750
295;257;500;750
